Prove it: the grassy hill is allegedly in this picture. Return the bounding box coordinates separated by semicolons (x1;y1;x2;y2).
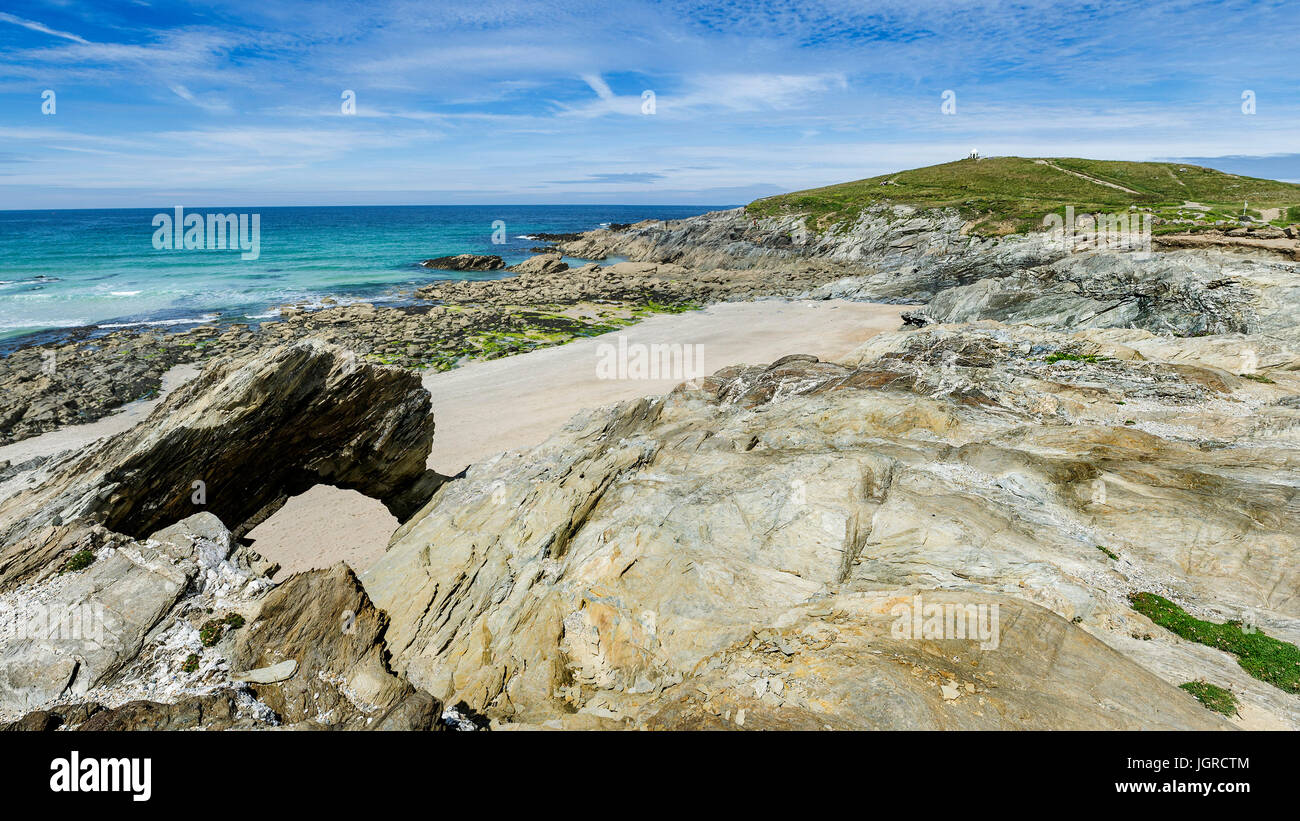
745;156;1300;236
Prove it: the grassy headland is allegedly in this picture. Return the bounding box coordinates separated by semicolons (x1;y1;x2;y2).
746;156;1300;236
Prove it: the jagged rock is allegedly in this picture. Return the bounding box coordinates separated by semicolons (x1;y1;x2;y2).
73;690;262;731
916;250;1300;339
0;511;439;730
2;690;273;731
0;511;269;718
228;564;441;730
509;253;569;275
420;254;505;271
0;534;192;714
0;336;198;447
2;702;99;731
363;323;1299;729
0;340;439;589
556;206;1043;283
555;208;1300;336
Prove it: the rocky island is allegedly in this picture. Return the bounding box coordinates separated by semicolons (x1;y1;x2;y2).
2;157;1299;731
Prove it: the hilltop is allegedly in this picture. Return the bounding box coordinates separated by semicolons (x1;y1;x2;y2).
746;156;1300;235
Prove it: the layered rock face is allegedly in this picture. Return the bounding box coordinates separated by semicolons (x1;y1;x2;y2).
0;339;440;589
861;250;1300;340
0;512;277;726
0;340;447;729
509;253;569;275
556;205;1061;287
0;516;440;729
226;563;440;730
415;258;852;307
558;207;1300;339
363;322;1300;729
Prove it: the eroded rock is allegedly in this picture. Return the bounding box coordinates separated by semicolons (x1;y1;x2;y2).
362;323;1299;729
0;340;439;589
228;564;440;730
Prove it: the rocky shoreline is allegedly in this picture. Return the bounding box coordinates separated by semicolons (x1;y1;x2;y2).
0;225;896;447
2;203;1299;730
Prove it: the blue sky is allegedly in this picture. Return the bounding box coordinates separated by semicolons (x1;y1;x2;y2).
0;0;1296;208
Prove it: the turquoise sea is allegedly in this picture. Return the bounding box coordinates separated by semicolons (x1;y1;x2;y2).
0;204;724;352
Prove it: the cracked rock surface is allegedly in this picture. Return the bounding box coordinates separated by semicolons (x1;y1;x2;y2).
363;321;1299;730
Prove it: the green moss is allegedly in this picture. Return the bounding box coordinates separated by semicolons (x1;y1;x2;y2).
1130;592;1300;694
1239;372;1275;384
1044;351;1105;364
58;549;96;574
181;653;200;673
223;613;245;629
637;298;700;315
1179;681;1239;716
199;619;225;647
1095;545;1119;561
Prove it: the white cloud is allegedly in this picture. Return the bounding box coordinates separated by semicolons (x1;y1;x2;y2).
0;12;89;44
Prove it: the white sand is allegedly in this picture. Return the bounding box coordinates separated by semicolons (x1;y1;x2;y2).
248;300;906;575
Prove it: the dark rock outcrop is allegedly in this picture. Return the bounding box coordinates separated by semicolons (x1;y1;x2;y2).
420;254;504;271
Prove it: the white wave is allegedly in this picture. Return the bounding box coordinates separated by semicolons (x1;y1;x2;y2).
0;319;87;329
110;290;142;297
97;313;219;329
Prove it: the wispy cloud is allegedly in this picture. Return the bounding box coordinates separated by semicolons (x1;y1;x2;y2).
0;11;89;44
0;0;1296;207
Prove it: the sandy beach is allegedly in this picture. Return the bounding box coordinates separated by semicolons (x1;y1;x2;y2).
245;299;906;574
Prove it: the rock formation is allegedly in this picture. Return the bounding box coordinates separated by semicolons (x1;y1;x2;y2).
509;253;569;275
0;512;275;723
420;254;505;271
226;563;440;730
0;338;451;729
362;321;1299;729
0;339;440;589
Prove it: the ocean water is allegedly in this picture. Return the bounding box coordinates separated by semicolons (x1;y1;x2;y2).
0;204;724;351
